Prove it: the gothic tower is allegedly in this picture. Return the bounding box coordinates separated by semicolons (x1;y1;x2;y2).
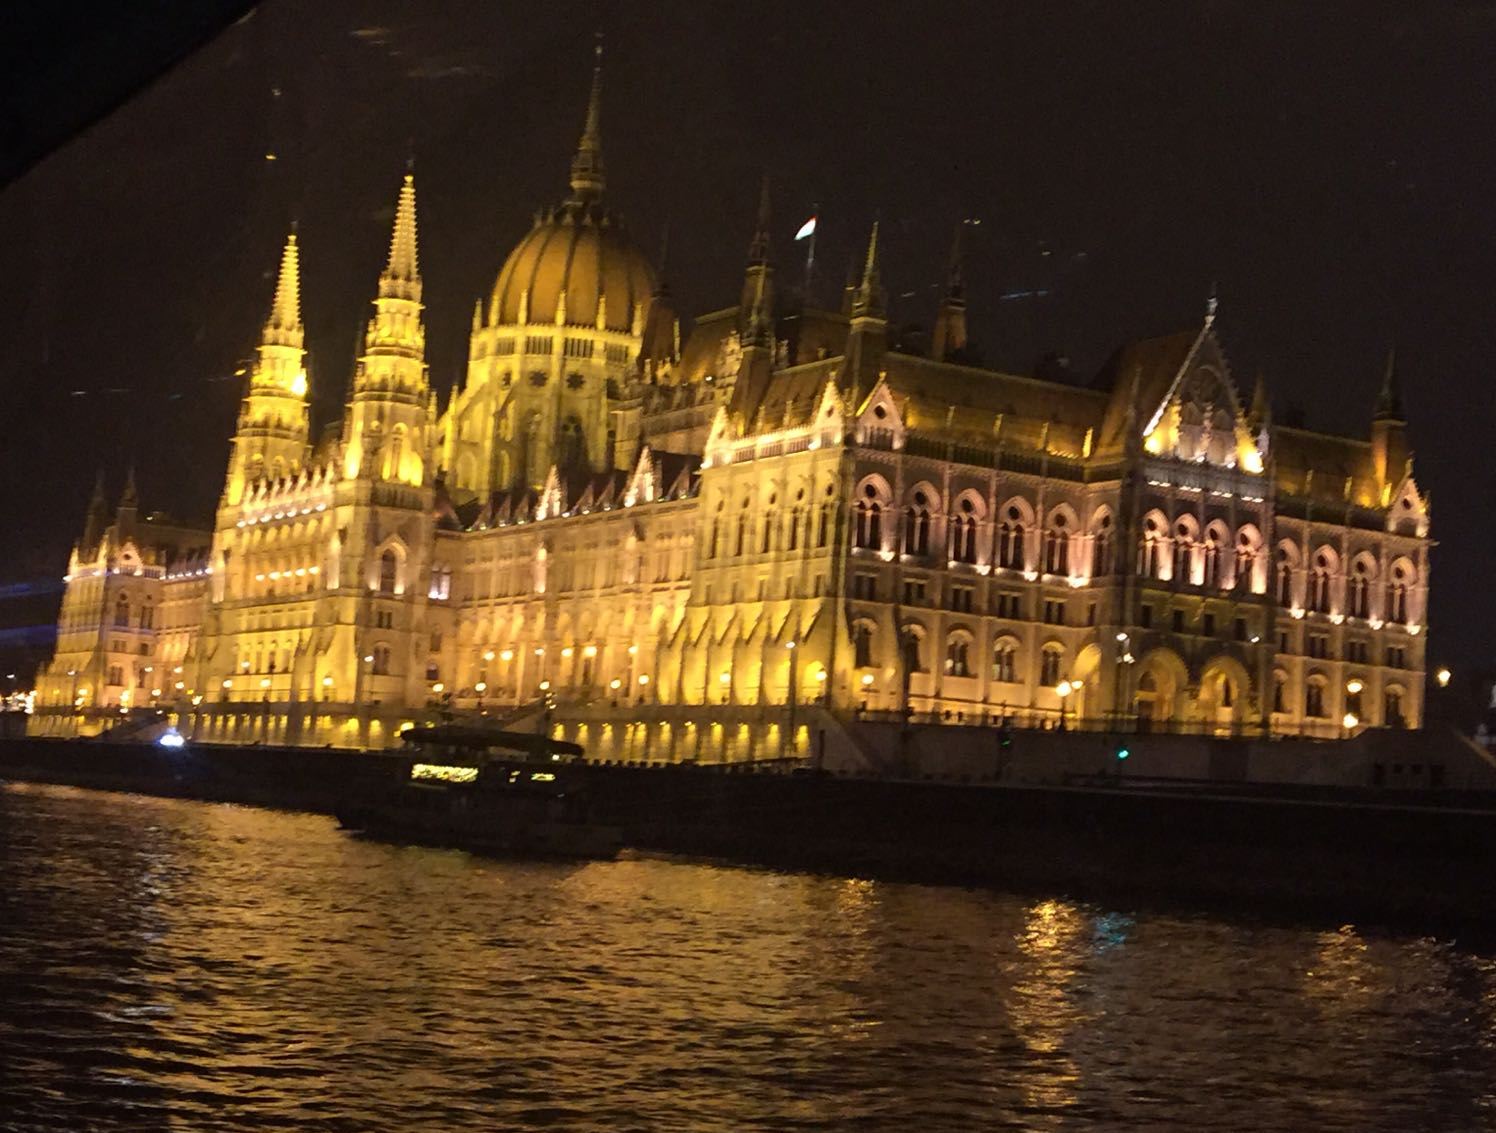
226;230;311;503
343;171;432;485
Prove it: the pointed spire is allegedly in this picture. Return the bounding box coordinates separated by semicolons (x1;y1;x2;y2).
1250;369;1271;430
1204;282;1219;326
568;32;606;201
382;171;420;290
931;222;968;361
851;221;885;319
119;466;138;510
747;175;772;266
263;229;303;347
1375;345;1405;421
88;469;107;511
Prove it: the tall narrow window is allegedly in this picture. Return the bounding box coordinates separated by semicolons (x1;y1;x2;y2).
853;624;873;669
379;550;399;595
1308;552;1332;614
993;642;1017;683
998;506;1027;569
1045;515;1070;575
951;499;978;564
114;595;130;628
904;491;932;557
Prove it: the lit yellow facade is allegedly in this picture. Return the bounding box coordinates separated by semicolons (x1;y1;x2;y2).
30;58;1431;751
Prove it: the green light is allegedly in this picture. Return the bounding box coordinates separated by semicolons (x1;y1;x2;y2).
1116;746;1130;760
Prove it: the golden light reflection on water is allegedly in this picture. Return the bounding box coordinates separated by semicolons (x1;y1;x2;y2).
8;784;1496;1131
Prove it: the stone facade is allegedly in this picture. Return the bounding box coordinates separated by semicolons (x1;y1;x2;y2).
29;59;1430;751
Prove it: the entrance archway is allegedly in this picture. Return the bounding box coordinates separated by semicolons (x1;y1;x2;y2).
1197;654;1253;735
1132;648;1188;731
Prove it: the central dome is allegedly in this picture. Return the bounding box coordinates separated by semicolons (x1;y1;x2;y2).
489;200;656;334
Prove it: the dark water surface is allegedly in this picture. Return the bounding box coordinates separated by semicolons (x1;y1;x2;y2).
4;784;1496;1131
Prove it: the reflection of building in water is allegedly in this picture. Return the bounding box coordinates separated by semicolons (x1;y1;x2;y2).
28;49;1431;748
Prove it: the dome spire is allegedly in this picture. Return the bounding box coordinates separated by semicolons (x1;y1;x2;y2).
569;32;606;201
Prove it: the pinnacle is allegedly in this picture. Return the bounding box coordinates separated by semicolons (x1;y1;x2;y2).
266;228;302;338
568;34;606;200
747;175;772;265
383;171;420;286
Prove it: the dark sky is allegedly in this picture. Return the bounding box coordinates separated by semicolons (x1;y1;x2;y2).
2;1;1494;670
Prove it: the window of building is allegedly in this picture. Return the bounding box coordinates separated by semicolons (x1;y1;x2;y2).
425;661;440;681
1043;599;1066;626
1305;680;1326;718
107;665;124;687
371;645;392;676
1388;564;1411;623
951;499;978;564
375;610;394;629
114;595;130;628
904;491;933;556
1086;603;1097;627
1040;646;1063;688
945;637;972;677
1202;612;1216;637
852;574;878;601
1174;523;1195;584
1202;533;1223;589
1044;515;1070;575
1172;608;1186;633
1307;633;1330;660
1346;640;1369;664
1140;605;1153;629
1272;673;1287;714
379;550;399;595
1386;645;1406;669
428;564;452;600
1234;617;1248;642
139;603;155;630
949;585;975;613
1093;514;1114;576
998;507;1026;569
995;592;1021;620
1278;629;1291;654
1349;559;1373;619
1140;517;1165;579
138;643;150;656
854;486;882;550
1384;687;1404;727
853;624;874;669
1308;551;1332;614
902;579;927;605
1275;548;1294;607
900;630;924;673
992;641;1018;684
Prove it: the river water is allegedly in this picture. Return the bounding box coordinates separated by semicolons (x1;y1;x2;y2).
3;783;1495;1131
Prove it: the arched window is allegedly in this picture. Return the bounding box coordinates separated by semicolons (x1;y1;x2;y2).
817;488;833;548
951;498;978;564
1308;550;1333;614
1384;686;1405;728
945;635;971;677
992;640;1018;684
1040;645;1064;688
1139;516;1165;579
1272;671;1287;714
1202;528;1225;589
707;502;723;559
1173;521;1195;585
371;645;392;676
428;563;452;601
852;623;874;669
139;602;155;630
735;499;750;556
1388;562;1412;623
854;485;882;550
761;495;778;554
386;425;406;480
113;594;130;628
1305;677;1327;718
998;505;1027;570
1275;546;1295;607
378;550;399;595
900;628;924;674
1092;513;1114;576
788;492;805;551
1044;514;1070;575
1234;530;1256;590
1348;558;1373;619
904;490;932;557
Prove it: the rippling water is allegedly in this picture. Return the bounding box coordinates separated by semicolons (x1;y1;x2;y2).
3;784;1496;1131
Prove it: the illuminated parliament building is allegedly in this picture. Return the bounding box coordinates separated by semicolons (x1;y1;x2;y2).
31;58;1432;754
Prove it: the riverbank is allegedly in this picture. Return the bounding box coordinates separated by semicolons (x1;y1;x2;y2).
6;735;1496;937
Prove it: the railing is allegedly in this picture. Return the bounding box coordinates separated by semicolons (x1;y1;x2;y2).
847;707;1360;741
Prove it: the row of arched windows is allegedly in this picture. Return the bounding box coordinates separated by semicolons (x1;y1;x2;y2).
1272;544;1418;621
852;620;1065;685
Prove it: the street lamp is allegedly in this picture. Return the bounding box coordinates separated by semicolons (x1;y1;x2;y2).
1437;667;1452;688
1056;679;1074;731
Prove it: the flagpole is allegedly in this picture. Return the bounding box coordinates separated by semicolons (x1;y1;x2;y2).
803;205;818;298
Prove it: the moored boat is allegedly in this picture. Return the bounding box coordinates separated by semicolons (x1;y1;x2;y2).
336;725;622;859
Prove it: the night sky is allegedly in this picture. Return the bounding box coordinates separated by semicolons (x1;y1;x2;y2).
2;1;1493;671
